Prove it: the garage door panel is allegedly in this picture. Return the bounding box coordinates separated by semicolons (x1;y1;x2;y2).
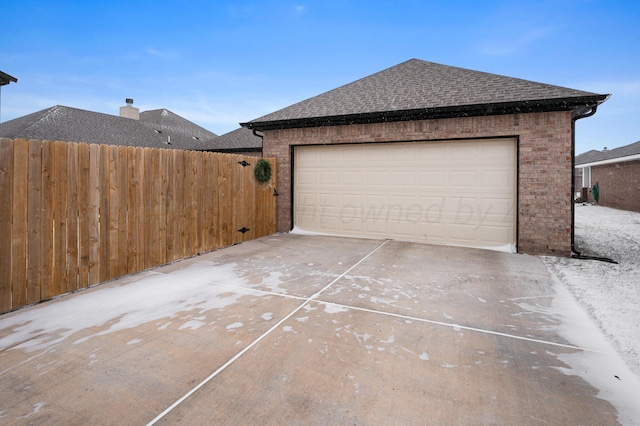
448;144;479;160
390;195;421;211
365;147;391;162
480;226;512;244
417;170;446;186
294;139;516;251
417;144;446;162
318;193;338;208
297;171;316;185
480;198;513;217
342;171;363;185
480;142;512;160
481;170;512;188
366;171;388;185
316;149;339;163
448;170;478;188
341;148;363;162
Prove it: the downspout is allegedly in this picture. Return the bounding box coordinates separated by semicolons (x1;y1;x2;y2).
252;129;264;157
570;105;617;263
571;106;597;254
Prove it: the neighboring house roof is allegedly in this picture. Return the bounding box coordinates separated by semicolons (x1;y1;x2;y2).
0;71;18;86
0;105;217;150
576;140;640;166
242;59;609;131
203;127;262;153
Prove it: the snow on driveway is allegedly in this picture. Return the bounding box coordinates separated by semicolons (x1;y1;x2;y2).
542;204;640;378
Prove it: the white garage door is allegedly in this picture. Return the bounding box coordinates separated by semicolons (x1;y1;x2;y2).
293;138;516;252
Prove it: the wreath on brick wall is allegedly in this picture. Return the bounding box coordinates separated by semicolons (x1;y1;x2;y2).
254;158;272;183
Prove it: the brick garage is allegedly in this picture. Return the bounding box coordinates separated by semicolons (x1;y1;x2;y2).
243;59;608;256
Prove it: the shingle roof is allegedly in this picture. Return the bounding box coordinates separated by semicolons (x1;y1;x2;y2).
242;59;609;130
204;127;262;152
0;71;18;86
0;105;217;150
576;140;640;165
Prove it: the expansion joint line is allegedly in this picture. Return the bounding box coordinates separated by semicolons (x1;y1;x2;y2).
145;239;390;426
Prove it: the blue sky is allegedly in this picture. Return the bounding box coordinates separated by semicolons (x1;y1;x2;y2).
1;0;638;154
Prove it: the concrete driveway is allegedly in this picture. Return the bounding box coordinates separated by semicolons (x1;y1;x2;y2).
1;234;638;425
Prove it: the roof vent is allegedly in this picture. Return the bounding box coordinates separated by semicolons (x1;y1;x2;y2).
120;98;139;120
603;147;608;151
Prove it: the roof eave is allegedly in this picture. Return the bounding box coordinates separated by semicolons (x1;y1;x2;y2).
0;71;18;86
242;95;609;131
576;152;640;168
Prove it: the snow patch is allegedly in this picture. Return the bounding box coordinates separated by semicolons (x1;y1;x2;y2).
542;205;640;378
226;322;243;330
0;262;259;355
545;268;640;425
323;303;349;314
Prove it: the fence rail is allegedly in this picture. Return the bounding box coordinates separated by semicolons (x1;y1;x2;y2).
0;138;277;314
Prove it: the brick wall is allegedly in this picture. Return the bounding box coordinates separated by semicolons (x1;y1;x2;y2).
263;111;574;256
591;159;640;213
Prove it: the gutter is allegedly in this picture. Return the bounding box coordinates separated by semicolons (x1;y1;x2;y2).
241;95;609;131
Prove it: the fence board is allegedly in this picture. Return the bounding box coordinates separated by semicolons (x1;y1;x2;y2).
173;150;186;260
26;140;43;304
133;147;146;272
217;154;232;247
107;146;120;279
77;143;90;288
165;149;176;262
242;156;257;242
150;149;161;265
41;141;55;300
66;142;79;292
232;156;245;246
117;147;129;276
52;142;68;297
159;149;168;263
201;152;214;250
10;139;28;309
183;151;194;254
88;144;101;285
127;147;139;273
99;144;110;282
196;152;206;252
142;148;153;270
0;139;13;312
0;138;277;314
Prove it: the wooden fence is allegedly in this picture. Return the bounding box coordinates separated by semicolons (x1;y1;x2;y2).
0;138;277;314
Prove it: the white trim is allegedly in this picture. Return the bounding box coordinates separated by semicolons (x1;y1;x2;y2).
576;153;640;168
582;166;591;188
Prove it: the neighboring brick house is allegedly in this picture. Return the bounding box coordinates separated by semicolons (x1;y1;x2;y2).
0;101;217;150
242;59;608;256
575;140;640;213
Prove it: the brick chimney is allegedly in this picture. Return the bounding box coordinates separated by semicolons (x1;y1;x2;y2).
120;98;139;120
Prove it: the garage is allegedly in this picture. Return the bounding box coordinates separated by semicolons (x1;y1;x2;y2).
242;59;609;255
293;138;516;251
